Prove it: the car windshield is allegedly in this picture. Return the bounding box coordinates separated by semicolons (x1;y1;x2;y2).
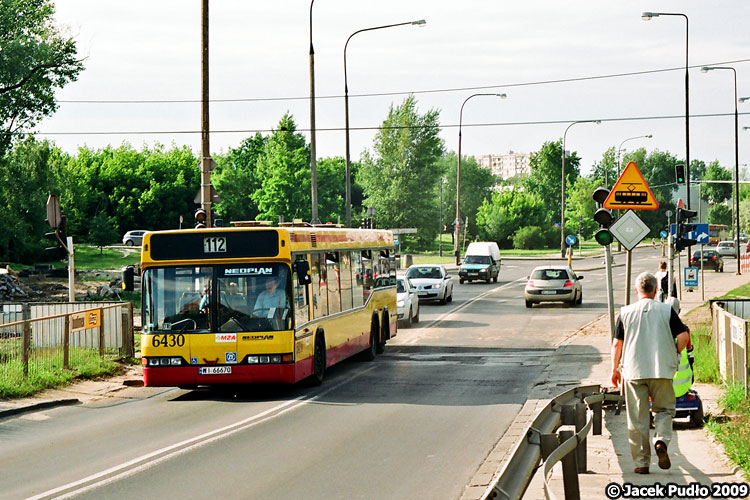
531;269;569;280
464;255;490;264
142;263;291;334
406;267;442;279
695;251;716;257
720;242;733;247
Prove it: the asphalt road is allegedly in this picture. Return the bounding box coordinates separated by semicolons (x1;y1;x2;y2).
0;247;734;500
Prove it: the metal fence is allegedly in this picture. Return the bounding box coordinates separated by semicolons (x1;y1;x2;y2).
0;302;134;387
711;299;749;395
480;385;620;500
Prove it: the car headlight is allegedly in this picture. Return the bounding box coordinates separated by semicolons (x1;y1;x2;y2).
397;300;405;307
434;283;441;289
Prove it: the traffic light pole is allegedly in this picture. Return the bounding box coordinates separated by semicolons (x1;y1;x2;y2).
67;236;75;302
624;249;632;305
605;244;616;338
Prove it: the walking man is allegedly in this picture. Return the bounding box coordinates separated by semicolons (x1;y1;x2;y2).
611;272;690;474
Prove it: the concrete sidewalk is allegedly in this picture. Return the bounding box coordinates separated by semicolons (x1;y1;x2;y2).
463;266;749;499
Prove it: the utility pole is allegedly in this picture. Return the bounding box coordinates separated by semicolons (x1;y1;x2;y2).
200;0;213;227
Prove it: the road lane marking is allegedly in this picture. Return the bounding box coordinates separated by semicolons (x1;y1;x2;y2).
26;365;379;500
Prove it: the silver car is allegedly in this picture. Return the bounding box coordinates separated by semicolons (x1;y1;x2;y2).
122;230;147;246
524;266;583;308
405;264;454;305
716;240;736;258
396;276;420;327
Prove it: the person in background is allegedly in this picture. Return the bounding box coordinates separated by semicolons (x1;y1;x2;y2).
611;272;690;475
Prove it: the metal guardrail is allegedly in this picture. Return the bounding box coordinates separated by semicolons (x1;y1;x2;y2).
481;384;622;500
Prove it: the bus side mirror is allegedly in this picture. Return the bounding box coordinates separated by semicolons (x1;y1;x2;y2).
294;260;311;285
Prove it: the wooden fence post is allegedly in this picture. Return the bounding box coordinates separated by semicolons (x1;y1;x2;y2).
98;308;105;357
63;314;70;369
22;303;30;377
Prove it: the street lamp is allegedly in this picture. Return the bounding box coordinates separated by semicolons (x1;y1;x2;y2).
439;177;448;256
616;135;653;183
344;19;426;228
702;65;741;273
455;93;507;264
561;120;600;258
642;11;691;213
309;0;320;224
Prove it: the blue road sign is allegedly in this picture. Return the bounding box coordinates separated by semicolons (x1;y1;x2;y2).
670;223;709;244
684;267;699;288
660;230;668;238
565;234;577;246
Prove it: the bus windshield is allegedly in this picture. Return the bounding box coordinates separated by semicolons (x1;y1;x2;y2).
143;263;291;334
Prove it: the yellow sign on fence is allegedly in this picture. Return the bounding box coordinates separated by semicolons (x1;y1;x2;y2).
70;309;101;332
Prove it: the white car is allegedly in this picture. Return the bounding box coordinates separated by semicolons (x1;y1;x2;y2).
122;230;147;246
396;276;420;327
716;240;736;258
404;264;454;305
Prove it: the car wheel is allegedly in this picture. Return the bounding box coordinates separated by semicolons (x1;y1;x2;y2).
448;291;453;303
440;291;447;305
413;305;419;324
405;310;412;328
459;278;464;284
576;291;583;306
525;300;533;308
493;275;498;283
125;240;134;246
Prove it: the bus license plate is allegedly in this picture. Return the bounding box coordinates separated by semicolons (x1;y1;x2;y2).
199;366;231;375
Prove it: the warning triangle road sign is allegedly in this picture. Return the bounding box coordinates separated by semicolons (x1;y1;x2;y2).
603;161;659;210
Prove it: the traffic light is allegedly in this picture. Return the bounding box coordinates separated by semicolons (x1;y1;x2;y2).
43;215;68;261
675;164;686;184
592;187;614;246
675;207;697;252
194;208;207;229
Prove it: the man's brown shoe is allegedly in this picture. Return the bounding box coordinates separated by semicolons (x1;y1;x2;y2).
634;467;649;474
655;441;671;470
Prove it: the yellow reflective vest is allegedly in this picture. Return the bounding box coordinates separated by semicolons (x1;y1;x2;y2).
673;348;692;397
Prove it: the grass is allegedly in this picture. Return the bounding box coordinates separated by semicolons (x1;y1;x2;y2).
706;383;750;480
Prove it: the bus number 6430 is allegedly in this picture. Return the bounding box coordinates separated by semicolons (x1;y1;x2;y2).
152;334;185;348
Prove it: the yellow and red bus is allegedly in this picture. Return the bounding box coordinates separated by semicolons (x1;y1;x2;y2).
139;223;397;387
708;224;729;245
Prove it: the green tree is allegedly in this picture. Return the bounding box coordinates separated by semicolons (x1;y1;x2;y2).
700;161;732;203
438;152;498;238
89;211;118;254
523;140;580;225
212;132;267;223
253;113;311;222
565;176;602;239
590;147;618;188
359;96;444;246
0;0;84;154
475;190;547;248
0;136;67;262
708;203;732;227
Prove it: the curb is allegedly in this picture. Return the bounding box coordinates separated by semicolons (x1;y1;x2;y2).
0;398;80;420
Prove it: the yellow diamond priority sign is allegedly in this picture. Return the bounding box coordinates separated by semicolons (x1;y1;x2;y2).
604;161;659;210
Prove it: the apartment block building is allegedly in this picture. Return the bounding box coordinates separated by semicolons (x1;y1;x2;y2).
475;151;532;180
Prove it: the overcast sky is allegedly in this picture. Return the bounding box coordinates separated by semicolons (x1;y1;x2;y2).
38;1;750;176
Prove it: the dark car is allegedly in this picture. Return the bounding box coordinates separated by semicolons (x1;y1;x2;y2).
691;249;724;272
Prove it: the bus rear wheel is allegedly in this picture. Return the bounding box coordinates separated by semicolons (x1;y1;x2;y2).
377;315;389;354
309;332;326;385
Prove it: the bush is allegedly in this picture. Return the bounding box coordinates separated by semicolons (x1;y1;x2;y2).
513;226;546;250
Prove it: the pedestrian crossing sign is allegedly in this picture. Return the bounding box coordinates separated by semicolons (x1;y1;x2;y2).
604;161;659;210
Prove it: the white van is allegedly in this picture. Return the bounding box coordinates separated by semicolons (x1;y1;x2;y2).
459;242;501;284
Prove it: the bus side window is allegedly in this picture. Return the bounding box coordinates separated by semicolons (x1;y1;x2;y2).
340;251;353;311
311;253;328;318
293;255;310;327
361;250;373;300
326;252;341;315
352;250;364;308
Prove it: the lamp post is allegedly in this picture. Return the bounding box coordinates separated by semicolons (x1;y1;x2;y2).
440;177;447;257
561;120;600;258
308;0;320;224
344;19;426;228
455;93;507;265
642;12;691;213
616;135;653;184
702;66;741;273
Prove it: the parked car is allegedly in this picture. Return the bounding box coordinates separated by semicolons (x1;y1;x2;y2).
396;276;420;327
404;264;454;304
690;249;724;272
524;266;583;308
716;240;736;258
122;230;147;246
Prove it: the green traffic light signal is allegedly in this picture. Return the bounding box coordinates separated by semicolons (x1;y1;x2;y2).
595;228;614;246
675;164;686;184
